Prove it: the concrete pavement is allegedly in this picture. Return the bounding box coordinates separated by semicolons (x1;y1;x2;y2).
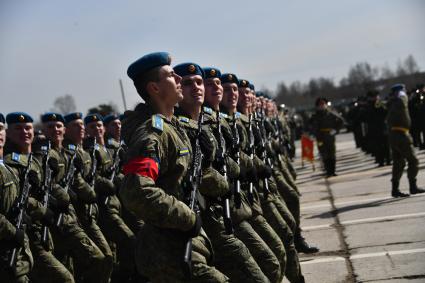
284;133;425;283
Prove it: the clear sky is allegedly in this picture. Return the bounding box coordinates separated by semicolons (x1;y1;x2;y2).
1;0;424;120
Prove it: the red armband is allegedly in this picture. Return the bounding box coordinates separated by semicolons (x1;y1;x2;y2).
123;157;159;181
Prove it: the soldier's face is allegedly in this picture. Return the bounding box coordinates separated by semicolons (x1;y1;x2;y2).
43;121;65;145
156;65;183;107
180;74;205;108
222;83;239;110
238;87;251;110
106;119;121;140
65;119;85;142
0;122;5;148
6;122;34;149
204;78;223;108
86;121;105;140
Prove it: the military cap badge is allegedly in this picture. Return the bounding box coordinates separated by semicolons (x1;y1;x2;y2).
52;114;56;119
188;64;196;73
18;115;25;122
228;74;233;80
210;69;216;76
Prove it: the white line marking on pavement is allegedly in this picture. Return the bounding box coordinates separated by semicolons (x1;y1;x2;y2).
302;212;425;231
301;193;425;211
300;248;425;265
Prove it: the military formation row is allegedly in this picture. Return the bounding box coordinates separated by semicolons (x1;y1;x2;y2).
0;51;318;283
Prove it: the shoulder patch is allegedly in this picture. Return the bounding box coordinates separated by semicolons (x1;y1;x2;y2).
108;138;114;146
235;112;241;118
68;144;77;151
203;106;213;115
152;114;164;132
179;147;190;156
178;116;190;123
12;153;20;162
219;112;228;119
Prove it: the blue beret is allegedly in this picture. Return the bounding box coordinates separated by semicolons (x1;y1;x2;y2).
174;63;205;78
84;114;103;125
238;79;250;88
6;112;33;124
103;114;119;125
249;83;255;91
119;114;125;121
391;83;405;92
255;91;264;98
127;52;171;82
0;113;4;124
41;112;65;123
203;67;221;80
220;73;239;85
64;112;83;124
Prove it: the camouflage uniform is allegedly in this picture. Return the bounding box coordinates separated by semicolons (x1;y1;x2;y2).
4;150;75;283
62;140;114;283
0;159;33;283
179;106;270;283
120;104;228;282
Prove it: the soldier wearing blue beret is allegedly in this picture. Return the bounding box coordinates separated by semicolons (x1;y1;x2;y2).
103;114;121;144
121;53;229;282
64;112;83;125
238;79;251;115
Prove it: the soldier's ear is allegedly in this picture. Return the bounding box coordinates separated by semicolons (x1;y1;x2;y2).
146;81;160;96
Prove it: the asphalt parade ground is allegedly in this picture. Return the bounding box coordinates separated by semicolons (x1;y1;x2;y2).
285;132;425;283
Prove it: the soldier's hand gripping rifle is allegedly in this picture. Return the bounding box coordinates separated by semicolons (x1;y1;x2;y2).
41;141;53;249
56;150;77;227
230;113;242;208
183;108;204;278
9;153;33;267
215;110;233;235
247;113;255;205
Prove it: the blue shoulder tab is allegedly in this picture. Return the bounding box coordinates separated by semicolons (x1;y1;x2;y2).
179;147;190;156
152;114;164;132
12;152;20;162
68;144;76;151
178;116;190;123
107;138;114;146
235;112;241;118
203;106;213;115
219;112;228;119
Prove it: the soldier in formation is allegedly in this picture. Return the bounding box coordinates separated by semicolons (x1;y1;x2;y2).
1;51;319;282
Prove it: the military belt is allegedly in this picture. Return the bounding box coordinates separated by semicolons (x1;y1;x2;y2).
391;127;409;133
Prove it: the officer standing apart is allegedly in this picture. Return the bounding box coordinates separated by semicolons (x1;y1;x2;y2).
387;84;425;197
310;97;344;178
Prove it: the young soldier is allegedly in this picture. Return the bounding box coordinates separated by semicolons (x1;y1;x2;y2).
84;114;136;282
40;112;107;283
173;63;270;283
220;73;284;283
103;114;121;143
63;112;114;283
120;52;228;282
5;112;75;283
0;113;34;283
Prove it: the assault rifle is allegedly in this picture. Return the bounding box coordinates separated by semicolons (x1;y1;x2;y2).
40;141;53;248
84;137;97;220
9;153;33;267
230;113;242;208
183;108;204;278
56;150;77;227
215;110;233;235
247;113;255;205
255;110;271;197
104;141;125;205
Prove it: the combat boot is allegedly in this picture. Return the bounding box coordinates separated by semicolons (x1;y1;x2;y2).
295;230;319;254
391;181;409;198
409;179;425;194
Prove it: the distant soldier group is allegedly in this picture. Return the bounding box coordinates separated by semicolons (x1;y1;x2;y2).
1;52;319;283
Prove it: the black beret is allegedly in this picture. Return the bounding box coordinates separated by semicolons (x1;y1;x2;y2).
0;113;4;124
255;91;264;98
238;79;250;88
249;83;255;91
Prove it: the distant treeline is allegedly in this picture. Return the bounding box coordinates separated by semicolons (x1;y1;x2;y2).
273;54;424;109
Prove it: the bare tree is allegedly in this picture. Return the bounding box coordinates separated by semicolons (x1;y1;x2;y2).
52;94;77;114
87;102;119;117
403;54;420;74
